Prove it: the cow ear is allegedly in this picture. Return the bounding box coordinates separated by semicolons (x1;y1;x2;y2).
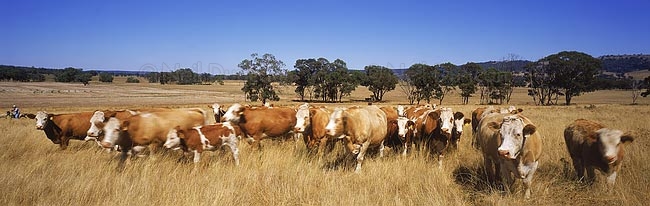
309;108;317;117
621;132;634;143
464;119;471;124
512;108;524;114
487;122;500;130
121;121;130;131
523;124;536;136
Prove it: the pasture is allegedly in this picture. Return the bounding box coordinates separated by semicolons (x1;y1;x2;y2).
1;79;649;205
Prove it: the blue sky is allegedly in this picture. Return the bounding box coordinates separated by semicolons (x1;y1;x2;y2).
2;0;649;74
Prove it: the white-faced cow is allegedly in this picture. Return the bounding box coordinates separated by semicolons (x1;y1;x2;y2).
164;122;241;165
476;113;541;199
294;103;335;160
564;119;634;185
100;109;207;168
449;111;471;151
208;103;226;123
471;106;523;149
325;105;387;173
35;111;95;150
382;106;416;156
222;103;297;150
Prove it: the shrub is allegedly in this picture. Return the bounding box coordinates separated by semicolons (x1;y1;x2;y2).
126;77;140;83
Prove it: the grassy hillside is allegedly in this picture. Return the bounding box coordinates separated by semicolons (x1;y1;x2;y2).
0;82;649;205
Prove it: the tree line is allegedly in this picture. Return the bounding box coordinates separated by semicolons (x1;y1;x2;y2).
238;51;649;105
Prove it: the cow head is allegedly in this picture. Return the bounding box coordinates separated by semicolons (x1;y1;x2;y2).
209;103;225;123
294;103;310;132
439;108;454;135
396;117;415;137
596;128;634;164
222;103;244;123
450;112;470;148
397;105;406;117
164;126;183;150
86;111;106;141
35;111;52;130
100;117;124;149
325;108;346;138
496;115;537;160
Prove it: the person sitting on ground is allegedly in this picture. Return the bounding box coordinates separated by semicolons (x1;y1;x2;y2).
12;105;20;119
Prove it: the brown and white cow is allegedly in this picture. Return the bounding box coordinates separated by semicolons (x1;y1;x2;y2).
35;111;95;150
401;106;454;165
222;103;297;150
325;105;387;173
294;103;335;159
471;106;522;149
564;119;634;185
164;122;241;165
449;111;471;151
476;113;541;199
100;109;207;167
380;106;400;153
86;110;136;142
208;103;226;123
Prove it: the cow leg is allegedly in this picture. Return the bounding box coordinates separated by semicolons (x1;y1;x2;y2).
59;136;70;150
225;137;240;166
606;171;618;185
193;150;201;163
483;157;495;184
437;154;444;168
585;166;596;184
523;161;539;199
318;137;328;162
117;149;129;171
571;157;585;182
354;141;371;173
499;163;514;194
378;140;385;158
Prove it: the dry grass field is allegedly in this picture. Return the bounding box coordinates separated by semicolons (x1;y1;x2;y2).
1;78;649;205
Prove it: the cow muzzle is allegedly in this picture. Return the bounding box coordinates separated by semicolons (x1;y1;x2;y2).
36;126;43;130
498;149;516;159
606;155;617;164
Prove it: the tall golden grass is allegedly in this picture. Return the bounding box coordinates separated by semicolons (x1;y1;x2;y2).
0;81;649;205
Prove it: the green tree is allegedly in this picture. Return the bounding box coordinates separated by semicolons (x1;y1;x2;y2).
55;67;83;82
478;68;512;104
528;51;602;105
435;63;459;104
239;53;286;104
406;63;441;104
173;68;200;85
543;51;601;105
99;73;114;83
361;65;398;101
458;62;481;104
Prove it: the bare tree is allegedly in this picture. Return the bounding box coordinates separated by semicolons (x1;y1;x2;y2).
398;79;418;105
631;79;642;105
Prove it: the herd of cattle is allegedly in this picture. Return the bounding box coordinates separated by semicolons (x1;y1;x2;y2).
27;103;634;199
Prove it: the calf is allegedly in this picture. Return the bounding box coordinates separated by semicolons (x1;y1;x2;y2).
164;123;241;165
564;119;634;185
477;113;541;199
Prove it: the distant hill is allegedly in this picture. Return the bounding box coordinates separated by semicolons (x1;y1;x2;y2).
390;55;650;76
599;54;650;73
